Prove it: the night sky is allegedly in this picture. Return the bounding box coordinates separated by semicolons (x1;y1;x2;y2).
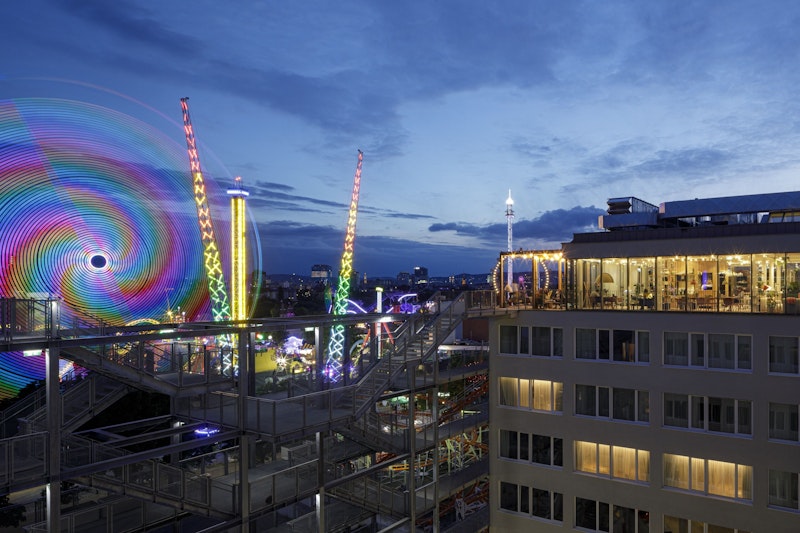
3;1;800;277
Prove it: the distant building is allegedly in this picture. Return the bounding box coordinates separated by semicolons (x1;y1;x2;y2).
397;271;411;287
413;266;429;286
311;264;332;285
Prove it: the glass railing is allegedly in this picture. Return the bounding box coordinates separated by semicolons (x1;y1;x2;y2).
0;432;48;487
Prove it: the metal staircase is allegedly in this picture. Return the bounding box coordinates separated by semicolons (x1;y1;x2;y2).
334;295;467;452
0;293;487;532
60;340;234;397
18;374;130;435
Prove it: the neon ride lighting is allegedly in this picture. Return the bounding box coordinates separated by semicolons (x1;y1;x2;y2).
227;176;249;322
180;97;231;323
0;97;212;325
325;150;363;382
194;426;220;437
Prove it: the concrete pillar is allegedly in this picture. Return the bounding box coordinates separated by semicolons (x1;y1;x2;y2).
316;432;326;532
46;343;61;531
408;392;416;525
238;329;251;531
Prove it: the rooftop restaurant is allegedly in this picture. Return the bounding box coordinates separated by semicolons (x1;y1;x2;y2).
495;191;800;314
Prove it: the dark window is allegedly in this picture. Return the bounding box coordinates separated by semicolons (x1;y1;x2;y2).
500;481;517;512
531;327;550;356
499;326;517;354
613;388;636;421
613;330;635;362
531;488;550;519
531;434;551;465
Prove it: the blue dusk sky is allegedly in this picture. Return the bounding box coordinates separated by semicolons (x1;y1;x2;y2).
2;1;800;277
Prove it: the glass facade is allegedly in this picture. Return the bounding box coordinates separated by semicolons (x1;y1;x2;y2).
569;253;800;314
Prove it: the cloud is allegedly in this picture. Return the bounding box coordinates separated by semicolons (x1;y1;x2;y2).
428;205;604;247
57;0;201;55
255;217;498;276
632;148;734;177
245;179;434;221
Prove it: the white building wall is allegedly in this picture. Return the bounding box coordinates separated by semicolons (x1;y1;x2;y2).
490;309;800;533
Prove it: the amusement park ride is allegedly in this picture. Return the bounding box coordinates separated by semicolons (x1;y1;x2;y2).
326;149;364;382
179;97;232;324
0;96;489;532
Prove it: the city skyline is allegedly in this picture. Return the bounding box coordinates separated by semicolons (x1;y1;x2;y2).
3;1;800;276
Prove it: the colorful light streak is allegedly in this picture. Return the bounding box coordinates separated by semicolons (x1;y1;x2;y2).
325;150;363;381
227;177;248;322
180;98;231;323
0;97;213;324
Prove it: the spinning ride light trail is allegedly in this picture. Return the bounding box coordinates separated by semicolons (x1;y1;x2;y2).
180;97;231;323
325;150;363;382
0;97;210;325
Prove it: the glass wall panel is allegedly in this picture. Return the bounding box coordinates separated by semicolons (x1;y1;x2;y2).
719;254;751;311
658;256;687;311
600;258;625;309
785;254;800;315
576;259;601;309
687;255;718;311
629;257;656;310
754;253;785;313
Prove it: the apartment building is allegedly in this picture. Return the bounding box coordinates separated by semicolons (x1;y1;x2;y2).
490;192;800;533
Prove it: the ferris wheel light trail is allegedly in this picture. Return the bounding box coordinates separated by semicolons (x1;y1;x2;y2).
0;97;210;325
325;150;364;382
180;97;231;323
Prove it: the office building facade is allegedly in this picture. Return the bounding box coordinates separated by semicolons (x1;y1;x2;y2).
490;192;800;533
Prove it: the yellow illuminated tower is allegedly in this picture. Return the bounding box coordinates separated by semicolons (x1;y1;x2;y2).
227;176;249;321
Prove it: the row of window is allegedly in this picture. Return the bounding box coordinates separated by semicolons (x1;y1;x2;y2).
499;326;800;375
575;497;649;532
499;325;563;357
664;394;752;435
498;377;800;443
498;377;563;412
575;440;650;482
499;481;563;522
576;328;650;362
499;430;563;466
498;432;753;503
500;493;752;532
664;515;751;533
664;453;752;500
575;385;650;422
770;469;800;510
663;332;751;370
